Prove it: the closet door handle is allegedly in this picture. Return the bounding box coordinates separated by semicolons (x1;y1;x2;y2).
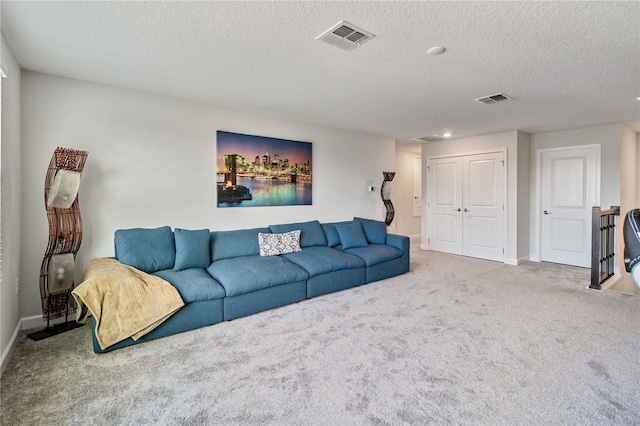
544;210;552;215
464;208;470;212
454;208;461;212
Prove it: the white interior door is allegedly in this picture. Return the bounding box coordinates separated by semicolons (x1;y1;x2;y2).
541;146;598;267
462;152;504;261
413;155;422;216
428;157;463;255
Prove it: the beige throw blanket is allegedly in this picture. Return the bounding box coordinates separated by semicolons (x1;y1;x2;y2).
72;258;184;350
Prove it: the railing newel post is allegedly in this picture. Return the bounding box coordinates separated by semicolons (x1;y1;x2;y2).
590;206;616;290
590;206;601;290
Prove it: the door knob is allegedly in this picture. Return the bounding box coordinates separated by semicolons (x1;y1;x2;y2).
454;208;461;212
464;208;470;212
544;210;552;215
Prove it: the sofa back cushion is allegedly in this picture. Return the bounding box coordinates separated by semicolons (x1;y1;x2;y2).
269;220;327;248
336;222;370;250
353;217;387;245
173;228;211;271
114;226;176;273
211;227;271;262
322;221;352;247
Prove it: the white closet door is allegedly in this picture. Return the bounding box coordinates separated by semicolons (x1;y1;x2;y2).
541;146;598;267
428;157;463;255
462;152;504;261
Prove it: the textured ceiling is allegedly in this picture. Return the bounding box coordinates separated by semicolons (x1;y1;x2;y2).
2;1;639;140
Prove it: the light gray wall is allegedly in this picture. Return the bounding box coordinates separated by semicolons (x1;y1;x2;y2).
529;123;622;263
20;71;396;318
421;130;523;264
516;131;531;261
620;125;637;272
394;144;422;237
621;125;637;213
606;124;636;294
0;35;22;368
637;133;640;206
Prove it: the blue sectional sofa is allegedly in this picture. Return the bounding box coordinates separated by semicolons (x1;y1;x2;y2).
91;218;409;353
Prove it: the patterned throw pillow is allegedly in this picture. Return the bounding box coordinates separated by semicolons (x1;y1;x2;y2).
258;230;302;256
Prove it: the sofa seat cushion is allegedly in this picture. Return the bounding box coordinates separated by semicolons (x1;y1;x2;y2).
153;268;225;303
343;244;404;267
207;256;309;297
282;246;365;277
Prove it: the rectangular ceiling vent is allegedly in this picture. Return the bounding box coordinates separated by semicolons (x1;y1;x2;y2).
475;93;512;105
316;21;375;51
412;136;441;143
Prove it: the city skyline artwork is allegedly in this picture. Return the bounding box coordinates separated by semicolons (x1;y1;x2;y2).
216;131;313;207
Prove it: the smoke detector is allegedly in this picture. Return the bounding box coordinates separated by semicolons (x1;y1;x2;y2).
475;93;512;105
316;21;375;51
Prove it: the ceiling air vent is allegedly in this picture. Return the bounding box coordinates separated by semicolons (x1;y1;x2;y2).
475;93;512;105
316;21;375;51
412;136;442;142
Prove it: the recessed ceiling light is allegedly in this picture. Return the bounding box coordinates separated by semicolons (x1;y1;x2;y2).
427;46;446;55
412;133;453;142
637;96;640;101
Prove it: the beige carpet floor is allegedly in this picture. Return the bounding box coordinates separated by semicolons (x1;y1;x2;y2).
2;246;639;425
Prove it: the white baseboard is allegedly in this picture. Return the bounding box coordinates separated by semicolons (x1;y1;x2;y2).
586;273;622;291
408;234;421;241
20;315;47;331
419;244;428;251
21;314;70;331
603;274;622;290
1;314;73;377
0;320;21;378
506;256;531;266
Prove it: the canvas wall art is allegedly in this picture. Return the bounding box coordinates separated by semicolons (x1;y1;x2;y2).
217;131;313;207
